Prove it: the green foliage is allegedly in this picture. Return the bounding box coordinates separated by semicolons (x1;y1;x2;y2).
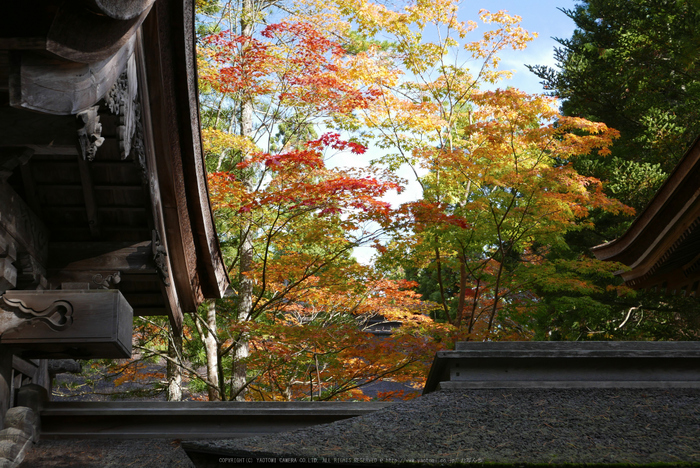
529;0;700;166
525;0;700;341
528;0;700;220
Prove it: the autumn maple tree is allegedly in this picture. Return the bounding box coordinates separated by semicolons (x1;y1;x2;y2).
164;10;454;401
118;0;642;402
290;0;634;340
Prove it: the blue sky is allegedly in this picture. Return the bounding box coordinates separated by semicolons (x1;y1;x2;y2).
346;1;582;264
481;0;578;94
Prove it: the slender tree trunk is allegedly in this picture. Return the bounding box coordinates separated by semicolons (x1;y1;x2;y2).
488;254;506;332
434;244;452;324
204;301;221;401
167;325;183;401
468;279;480;335
457;251;467;328
231;0;255;401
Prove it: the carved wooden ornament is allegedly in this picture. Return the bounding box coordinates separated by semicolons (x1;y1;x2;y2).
76;106;104;162
0;290;133;359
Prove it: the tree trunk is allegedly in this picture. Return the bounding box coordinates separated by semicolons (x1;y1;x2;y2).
434;244;452;324
457;252;467;328
231;335;249;400
204;301;221;401
167;325;183;401
488;254;505;333
231;0;254;401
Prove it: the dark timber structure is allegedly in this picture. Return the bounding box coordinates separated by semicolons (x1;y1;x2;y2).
0;0;228;426
592;137;700;294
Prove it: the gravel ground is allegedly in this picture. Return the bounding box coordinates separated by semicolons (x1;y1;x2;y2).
19;439;194;468
184;388;700;466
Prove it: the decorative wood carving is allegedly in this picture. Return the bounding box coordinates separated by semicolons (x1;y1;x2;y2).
0;233;17;294
76;106;104;162
152;230;171;287
0;294;73;334
106;55;138;160
132;101;147;182
92;272;121;289
0;290;133;359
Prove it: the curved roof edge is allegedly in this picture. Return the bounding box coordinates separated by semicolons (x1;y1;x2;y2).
142;0;229;309
592;136;700;266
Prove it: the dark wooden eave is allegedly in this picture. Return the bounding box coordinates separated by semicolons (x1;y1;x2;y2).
0;0;229;334
592;137;700;294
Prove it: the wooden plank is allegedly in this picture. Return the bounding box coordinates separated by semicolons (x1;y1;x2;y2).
45;206;147;213
117;272;161;283
29;161;81;185
45;270;160;291
89;163;143;186
48;241;154;272
424;341;700;394
95;186;146;207
0;107;78;148
37;185;145;208
49;226;151;243
27;146;77;155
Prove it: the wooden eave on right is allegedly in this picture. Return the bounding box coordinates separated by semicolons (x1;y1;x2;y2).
592;137;700;293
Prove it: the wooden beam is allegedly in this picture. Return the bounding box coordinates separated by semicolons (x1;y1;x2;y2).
0;289;132;359
48;241;155;272
45;270;160;291
9;35;135;115
28;146;77;156
76;156;100;239
134;31;182;332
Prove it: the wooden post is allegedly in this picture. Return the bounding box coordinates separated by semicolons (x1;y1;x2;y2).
0;349;12;428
